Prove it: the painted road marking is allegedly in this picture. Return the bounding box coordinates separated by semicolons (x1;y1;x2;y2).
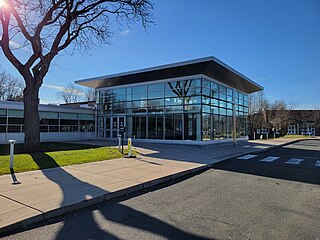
285;158;304;165
315;160;320;167
260;156;280;162
237;154;258;160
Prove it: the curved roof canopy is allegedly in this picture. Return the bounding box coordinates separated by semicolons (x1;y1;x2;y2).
75;56;263;94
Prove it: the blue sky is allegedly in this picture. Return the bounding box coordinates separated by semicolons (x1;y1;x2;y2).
1;0;319;109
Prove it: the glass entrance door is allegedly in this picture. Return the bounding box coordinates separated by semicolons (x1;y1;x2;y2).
112;116;126;138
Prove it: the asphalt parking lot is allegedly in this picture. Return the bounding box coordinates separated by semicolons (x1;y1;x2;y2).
214;139;320;185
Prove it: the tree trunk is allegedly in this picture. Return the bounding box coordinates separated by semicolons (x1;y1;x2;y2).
23;83;41;152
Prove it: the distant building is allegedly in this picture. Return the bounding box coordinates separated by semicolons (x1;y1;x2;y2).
0;101;95;144
286;110;320;136
252;110;320;137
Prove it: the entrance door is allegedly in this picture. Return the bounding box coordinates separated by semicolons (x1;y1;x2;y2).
112;116;126;138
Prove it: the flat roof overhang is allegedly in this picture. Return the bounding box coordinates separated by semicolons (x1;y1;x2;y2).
75;56;263;94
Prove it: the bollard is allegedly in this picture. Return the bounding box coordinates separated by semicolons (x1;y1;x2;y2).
8;140;16;170
128;138;132;157
118;134;121;152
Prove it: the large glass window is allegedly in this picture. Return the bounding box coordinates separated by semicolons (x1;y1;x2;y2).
148;115;163;139
96;77;249;141
202;114;211;141
133;116;146;139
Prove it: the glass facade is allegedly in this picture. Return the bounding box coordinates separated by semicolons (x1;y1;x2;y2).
96;78;248;141
0;110;95;133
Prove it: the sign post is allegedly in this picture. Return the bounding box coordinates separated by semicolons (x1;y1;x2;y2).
8;140;16;171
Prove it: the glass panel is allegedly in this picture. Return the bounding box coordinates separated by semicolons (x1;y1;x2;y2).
165;114;174;140
184;104;201;112
185;96;201;105
219;86;227;100
132;116;146;139
219;101;227;108
174;114;183;140
156;115;164;139
133;86;147;94
8;117;24;124
211;98;219;106
148;91;164;99
202;114;211;141
148;115;163;139
165;105;183;113
60;113;78;120
79;114;95;120
0;109;6;116
220;115;227;139
0;117;6;124
211;83;219;98
202;96;211;105
227;116;233;139
203;105;210;113
148;83;164;92
8;125;22;132
113;88;126;96
60;119;77;125
227;88;233;102
184;113;197;140
39;111;59;119
8;109;23;117
105;118;111;129
40;119;58;125
165;97;183;106
49;126;59;132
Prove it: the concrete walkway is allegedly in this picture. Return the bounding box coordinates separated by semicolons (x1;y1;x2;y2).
0;137;311;234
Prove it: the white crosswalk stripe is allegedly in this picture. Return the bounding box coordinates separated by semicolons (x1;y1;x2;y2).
260;156;280;162
237;154;258;160
285;158;304;165
315;160;320;167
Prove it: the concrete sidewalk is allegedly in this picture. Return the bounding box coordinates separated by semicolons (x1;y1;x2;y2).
0;137;309;234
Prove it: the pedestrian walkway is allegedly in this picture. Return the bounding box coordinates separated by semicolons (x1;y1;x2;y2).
0;137;312;234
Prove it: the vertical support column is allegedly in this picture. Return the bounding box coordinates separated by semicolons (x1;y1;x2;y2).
9;140;16;170
232;89;237;147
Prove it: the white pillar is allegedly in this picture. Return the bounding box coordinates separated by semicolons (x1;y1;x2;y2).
9;140;16;170
232;89;237;146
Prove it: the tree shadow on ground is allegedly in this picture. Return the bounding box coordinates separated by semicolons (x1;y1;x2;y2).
29;153;212;240
212;140;320;185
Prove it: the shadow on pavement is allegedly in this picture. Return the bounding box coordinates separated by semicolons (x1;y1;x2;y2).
212;140;320;185
26;153;212;240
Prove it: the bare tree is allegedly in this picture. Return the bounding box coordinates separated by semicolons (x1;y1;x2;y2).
57;83;83;103
248;91;269;135
268;100;294;135
0;0;153;152
85;88;95;101
0;68;24;100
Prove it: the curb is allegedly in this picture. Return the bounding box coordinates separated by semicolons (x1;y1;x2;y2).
0;138;307;236
0;164;210;236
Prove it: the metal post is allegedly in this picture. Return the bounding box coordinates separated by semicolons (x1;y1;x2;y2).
121;134;124;154
118;134;121;152
9;140;16;170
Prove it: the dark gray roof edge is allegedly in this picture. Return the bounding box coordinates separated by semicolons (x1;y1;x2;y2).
75;56;214;84
210;56;264;91
75;56;263;91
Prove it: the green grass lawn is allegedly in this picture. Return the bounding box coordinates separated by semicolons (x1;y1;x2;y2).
0;142;133;175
